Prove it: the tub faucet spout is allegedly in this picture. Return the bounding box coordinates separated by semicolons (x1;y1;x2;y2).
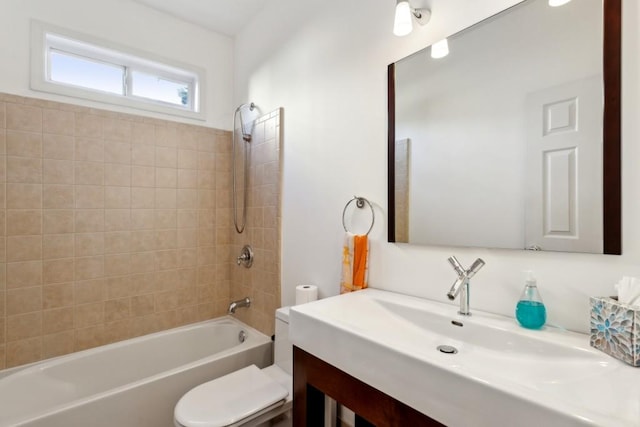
228;297;251;314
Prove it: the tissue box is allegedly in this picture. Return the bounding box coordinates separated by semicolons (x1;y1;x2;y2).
590;296;640;366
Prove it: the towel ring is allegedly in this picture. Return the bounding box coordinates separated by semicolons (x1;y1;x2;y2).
342;196;375;236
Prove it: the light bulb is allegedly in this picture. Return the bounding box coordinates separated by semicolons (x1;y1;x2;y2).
548;0;571;6
431;38;449;59
394;1;413;37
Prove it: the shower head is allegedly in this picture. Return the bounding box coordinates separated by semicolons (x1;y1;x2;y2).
235;102;257;142
235;102;255;113
232;101;258;234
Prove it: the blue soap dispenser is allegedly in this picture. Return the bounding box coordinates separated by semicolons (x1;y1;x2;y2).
515;271;546;329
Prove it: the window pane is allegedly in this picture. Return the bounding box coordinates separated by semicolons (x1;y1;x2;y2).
131;71;189;107
50;50;124;95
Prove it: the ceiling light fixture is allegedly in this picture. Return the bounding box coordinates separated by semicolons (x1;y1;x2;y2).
548;0;571;6
393;0;431;37
431;38;449;59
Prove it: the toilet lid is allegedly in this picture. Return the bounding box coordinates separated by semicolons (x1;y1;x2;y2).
174;365;289;427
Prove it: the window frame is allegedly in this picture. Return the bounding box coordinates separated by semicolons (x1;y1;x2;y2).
31;20;206;120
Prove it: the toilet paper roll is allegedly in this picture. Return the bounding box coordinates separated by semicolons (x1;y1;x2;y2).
295;285;318;305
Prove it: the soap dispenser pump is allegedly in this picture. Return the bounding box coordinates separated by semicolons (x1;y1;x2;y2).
515;271;546;329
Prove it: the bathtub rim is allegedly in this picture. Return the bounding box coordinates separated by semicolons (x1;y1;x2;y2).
1;315;268;378
0;315;272;427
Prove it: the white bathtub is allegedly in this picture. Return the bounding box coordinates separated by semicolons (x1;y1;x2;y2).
0;316;272;427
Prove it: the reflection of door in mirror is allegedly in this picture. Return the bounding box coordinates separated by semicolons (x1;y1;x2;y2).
525;76;603;253
388;0;621;254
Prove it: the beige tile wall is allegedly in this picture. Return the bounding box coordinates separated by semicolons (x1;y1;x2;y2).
0;93;239;369
230;109;282;336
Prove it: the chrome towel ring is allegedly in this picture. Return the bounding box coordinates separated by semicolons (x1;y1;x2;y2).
342;196;375;236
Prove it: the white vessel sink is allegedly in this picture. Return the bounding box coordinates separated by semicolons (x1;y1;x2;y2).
289;289;640;427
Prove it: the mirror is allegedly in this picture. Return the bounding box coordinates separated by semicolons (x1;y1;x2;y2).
388;0;620;254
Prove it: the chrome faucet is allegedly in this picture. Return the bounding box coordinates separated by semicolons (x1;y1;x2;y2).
228;297;251;314
447;256;485;316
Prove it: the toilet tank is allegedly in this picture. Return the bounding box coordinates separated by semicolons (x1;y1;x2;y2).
274;307;292;376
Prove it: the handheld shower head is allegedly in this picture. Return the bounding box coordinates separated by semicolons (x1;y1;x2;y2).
232;101;257;234
235;102;256;142
235;102;255;113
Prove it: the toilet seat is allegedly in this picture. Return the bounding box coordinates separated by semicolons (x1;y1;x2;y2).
174;365;289;427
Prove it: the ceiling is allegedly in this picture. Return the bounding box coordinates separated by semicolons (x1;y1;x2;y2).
131;0;267;37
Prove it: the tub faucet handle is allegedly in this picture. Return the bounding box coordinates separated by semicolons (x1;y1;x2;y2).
237;245;253;268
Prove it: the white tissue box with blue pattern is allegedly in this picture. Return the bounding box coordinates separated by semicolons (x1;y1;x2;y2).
590;296;640;366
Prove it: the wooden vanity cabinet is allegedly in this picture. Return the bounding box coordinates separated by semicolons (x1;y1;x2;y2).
293;346;445;426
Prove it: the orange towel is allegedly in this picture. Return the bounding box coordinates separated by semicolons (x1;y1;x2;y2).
340;232;369;294
353;235;368;288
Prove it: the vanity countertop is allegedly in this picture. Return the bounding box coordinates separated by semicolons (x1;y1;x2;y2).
289;289;640;427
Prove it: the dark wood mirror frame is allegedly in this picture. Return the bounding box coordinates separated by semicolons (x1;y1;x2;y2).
387;0;621;254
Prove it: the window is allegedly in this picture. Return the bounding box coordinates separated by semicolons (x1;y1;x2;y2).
31;21;205;119
50;50;125;95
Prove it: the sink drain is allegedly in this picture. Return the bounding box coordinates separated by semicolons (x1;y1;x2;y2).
437;345;458;354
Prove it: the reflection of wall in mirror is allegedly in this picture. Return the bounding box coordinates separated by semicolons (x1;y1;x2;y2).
394;138;410;242
394;0;602;250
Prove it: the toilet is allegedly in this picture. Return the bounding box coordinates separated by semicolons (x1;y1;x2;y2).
174;307;293;427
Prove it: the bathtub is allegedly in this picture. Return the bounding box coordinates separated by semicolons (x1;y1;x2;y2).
0;316;272;427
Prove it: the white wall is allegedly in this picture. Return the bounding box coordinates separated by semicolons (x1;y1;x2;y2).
236;0;640;334
0;0;234;129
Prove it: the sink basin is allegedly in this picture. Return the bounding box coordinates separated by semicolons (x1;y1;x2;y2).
289;289;640;427
375;298;611;385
